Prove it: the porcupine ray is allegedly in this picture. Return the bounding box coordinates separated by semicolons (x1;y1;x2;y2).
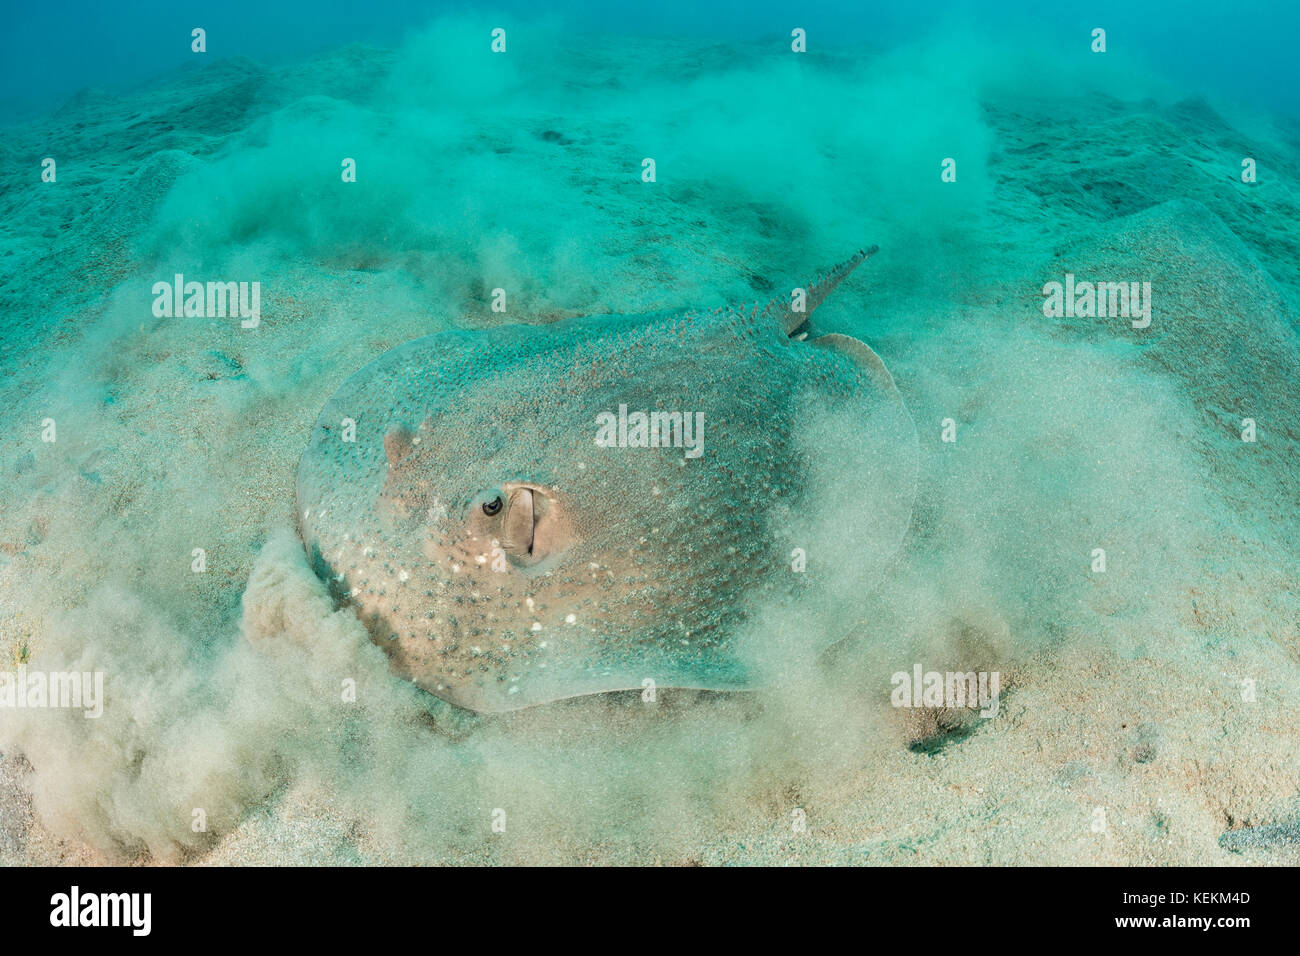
296;248;918;712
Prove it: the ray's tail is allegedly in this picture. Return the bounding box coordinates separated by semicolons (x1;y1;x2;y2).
764;245;880;336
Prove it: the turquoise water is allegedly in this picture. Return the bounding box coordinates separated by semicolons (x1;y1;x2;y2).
1;3;1298;864
5;1;1300;119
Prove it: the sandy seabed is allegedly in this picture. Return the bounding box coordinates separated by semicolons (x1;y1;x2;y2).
1;20;1299;865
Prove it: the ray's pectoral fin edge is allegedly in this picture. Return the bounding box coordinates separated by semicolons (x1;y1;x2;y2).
811;332;900;395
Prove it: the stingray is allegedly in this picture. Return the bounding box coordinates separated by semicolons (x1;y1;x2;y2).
296;248;918;712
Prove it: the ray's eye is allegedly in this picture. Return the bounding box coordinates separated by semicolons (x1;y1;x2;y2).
482;495;504;517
